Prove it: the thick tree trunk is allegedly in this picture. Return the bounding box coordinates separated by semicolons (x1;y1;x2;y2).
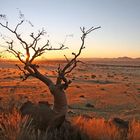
52;86;68;115
34;72;68;116
20;73;68;131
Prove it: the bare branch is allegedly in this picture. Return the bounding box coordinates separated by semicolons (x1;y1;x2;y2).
64;55;69;62
0;22;28;47
6;40;25;64
29;42;68;63
86;26;101;34
15;64;32;81
14;20;24;32
56;26;101;90
0;19;69;64
29;28;46;49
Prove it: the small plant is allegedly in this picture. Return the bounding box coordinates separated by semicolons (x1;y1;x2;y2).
91;74;96;79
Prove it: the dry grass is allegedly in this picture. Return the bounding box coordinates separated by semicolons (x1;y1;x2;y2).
0;110;140;140
72;116;121;140
0;109;33;140
128;120;140;140
0;110;83;140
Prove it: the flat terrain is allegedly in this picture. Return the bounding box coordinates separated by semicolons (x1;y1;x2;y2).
0;59;140;120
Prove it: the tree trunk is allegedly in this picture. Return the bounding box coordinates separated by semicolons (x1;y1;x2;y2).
34;72;68;116
18;69;69;130
52;85;68;115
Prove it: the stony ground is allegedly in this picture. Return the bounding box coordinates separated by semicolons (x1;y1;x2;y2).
0;59;140;120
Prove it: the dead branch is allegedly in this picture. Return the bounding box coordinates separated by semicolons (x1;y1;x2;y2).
1;15;100;90
0;21;28;48
15;64;32;81
0;19;69;81
56;26;101;89
6;40;25;64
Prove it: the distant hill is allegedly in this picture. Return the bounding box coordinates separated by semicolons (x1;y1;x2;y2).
116;56;133;61
115;57;140;61
117;56;132;59
79;57;139;61
1;56;140;62
135;57;140;60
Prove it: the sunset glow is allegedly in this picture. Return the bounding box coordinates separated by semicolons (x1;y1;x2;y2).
0;0;140;59
0;1;140;139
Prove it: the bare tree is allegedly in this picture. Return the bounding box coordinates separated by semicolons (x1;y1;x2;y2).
0;14;100;125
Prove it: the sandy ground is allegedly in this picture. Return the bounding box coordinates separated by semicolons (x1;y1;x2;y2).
0;59;140;120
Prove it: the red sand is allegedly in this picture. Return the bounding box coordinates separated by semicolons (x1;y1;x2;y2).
0;59;140;120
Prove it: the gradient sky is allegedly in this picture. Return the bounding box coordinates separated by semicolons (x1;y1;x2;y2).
0;0;140;59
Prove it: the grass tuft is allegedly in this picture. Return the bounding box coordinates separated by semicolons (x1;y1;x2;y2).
0;110;140;140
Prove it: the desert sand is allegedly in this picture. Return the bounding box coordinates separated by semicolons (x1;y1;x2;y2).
0;58;140;121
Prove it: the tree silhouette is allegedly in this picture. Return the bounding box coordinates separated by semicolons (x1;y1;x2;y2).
0;13;100;128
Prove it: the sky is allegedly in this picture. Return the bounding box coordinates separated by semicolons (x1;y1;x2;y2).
0;0;140;59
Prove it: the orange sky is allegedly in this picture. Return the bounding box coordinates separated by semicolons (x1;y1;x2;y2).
0;0;140;59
